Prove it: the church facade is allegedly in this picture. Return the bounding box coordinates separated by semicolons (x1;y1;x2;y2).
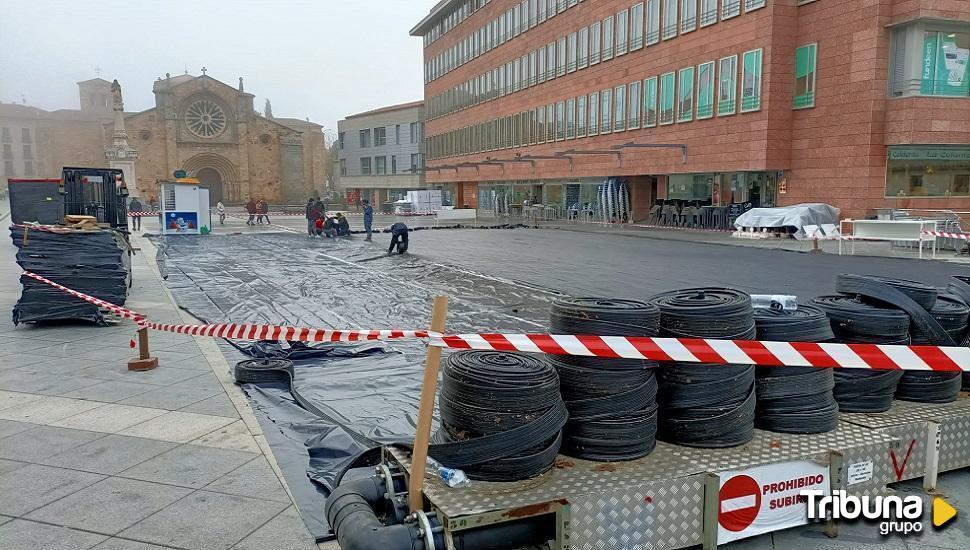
0;74;327;204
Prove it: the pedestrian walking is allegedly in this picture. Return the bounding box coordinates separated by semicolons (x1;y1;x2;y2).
362;199;374;241
388;222;409;255
245;198;257;225
259;199;270;224
216;200;226;225
128;197;143;231
305;197;317;237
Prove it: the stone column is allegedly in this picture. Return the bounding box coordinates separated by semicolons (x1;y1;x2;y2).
104;79;140;195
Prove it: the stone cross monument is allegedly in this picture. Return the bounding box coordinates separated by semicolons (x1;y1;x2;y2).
104;79;139;196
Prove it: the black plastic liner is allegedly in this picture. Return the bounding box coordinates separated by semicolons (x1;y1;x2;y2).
10;225;130;325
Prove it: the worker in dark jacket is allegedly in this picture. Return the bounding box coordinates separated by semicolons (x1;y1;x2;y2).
335;213;350;236
388;222;409;255
128;197;143;230
245;199;257;225
305;198;317;236
323;215;336;238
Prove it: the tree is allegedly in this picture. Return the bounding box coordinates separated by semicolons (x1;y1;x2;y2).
264;99;273;119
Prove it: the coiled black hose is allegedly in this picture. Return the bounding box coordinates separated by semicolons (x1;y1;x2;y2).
946;276;970;390
753;305;838;434
811;295;909;413
836;274;952;346
431;350;567;481
649;288;756;447
897;293;968;403
549;298;660;461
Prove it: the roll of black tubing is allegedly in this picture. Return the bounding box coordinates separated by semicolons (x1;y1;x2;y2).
549;297;660;461
811;295;909;413
432;350;567;481
946;277;970;390
897;293;968;403
851;275;938;310
649;288;756;448
835;274;953;346
753;305;839;434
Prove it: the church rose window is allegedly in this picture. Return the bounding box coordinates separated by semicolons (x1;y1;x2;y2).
184;99;227;138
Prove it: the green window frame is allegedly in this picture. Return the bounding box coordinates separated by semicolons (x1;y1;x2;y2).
659;72;676;125
741;48;763;112
643;76;658;127
697;61;715;118
588;91;600;134
678;67;694;122
614;85;626;131
718;55;737;115
601;88;613;134
794;43;817;108
628;80;642;129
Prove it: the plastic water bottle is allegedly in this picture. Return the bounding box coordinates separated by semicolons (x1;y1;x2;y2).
427;457;470;488
750;294;798;311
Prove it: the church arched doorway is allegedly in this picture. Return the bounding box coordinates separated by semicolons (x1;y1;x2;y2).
196;168;223;204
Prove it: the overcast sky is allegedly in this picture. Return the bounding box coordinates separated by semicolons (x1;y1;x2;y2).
0;0;438;137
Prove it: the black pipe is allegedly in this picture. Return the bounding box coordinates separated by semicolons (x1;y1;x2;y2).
326;474;558;550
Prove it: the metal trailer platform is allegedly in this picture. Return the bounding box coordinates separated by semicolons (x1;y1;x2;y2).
387;396;970;550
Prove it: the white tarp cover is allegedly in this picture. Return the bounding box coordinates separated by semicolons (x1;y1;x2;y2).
733;203;841;240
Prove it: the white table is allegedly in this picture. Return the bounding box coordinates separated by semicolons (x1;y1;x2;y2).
839;219;936;258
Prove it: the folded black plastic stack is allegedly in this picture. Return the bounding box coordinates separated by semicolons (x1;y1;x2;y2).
430;350;567;481
547;298;660;461
811;294;908;412
649;288;756;448
753;305;839;433
10;226;130;325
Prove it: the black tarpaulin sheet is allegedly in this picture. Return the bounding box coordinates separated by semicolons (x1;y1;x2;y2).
153;232;552;541
11;226;130;325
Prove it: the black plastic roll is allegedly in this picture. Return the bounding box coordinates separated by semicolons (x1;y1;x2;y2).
811;295;910;339
945;277;970;390
549;297;660;461
849;275;938;310
430;350;567;481
753;305;839;434
649;287;756;447
836;274;952;346
897;293;967;403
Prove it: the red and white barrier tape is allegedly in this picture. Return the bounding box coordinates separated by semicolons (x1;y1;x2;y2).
21;271;970;372
922;230;970;241
128;211;159;217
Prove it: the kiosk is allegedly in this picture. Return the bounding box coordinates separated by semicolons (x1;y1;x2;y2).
159;177;211;235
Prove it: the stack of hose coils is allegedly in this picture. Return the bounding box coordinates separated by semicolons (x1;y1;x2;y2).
430;350;567;481
835;274;961;404
753;305;839;433
946;276;970;390
811;294;908;412
648;288;756;448
548;298;660;461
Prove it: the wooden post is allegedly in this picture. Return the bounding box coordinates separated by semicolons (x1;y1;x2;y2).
408;295;449;513
128;327;159;371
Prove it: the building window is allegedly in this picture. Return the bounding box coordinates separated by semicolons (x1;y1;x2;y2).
644;77;659;127
530;50;539;85
24;161;33;177
893;28;970;97
602;16;615;60
23;144;32;159
614;85;626;131
567;32;577;72
537;106;546;142
2;144;12;159
681;0;696;33
718;55;738;115
631;3;644;51
557;37;567;77
629;80;642;129
662;0;678;40
616;9;629;56
566;98;576;138
340;159;347;176
410;122;420;143
359;129;371;148
722;0;740;20
700;0;717;26
411;153;422;170
375;127;386;146
646;0;661;45
741;48;763;112
577;95;587;137
660;72;676;124
588;91;600;134
546;42;557;80
678;67;695;122
546;104;555;142
555;101;565;140
794;43;818;108
338;132;345;149
745;0;766;11
21;128;31;143
590;21;602;65
1;127;10;143
375;155;386;174
578;26;590;69
360;157;372;175
697;61;715;118
600;88;613;134
4;161;15;176
395;125;401;144
886;147;970;197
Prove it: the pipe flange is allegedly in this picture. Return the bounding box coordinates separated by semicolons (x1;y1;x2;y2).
415;510;437;550
378;464;397;498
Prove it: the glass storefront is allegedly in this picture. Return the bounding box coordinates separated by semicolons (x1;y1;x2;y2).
665;171;777;207
478;178;605;218
886;146;970;197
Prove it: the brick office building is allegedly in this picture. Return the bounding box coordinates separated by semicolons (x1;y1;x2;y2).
411;0;970;221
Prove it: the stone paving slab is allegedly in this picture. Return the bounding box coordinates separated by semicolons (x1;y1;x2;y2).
117;410;236;443
0;424;106;462
203;456;291;503
49;403;169;433
231;506;318;550
0;519;109;550
119;444;257;489
40;434;179;475
0;463;106;516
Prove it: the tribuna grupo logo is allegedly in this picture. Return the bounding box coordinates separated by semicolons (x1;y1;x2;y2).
801;490;957;535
